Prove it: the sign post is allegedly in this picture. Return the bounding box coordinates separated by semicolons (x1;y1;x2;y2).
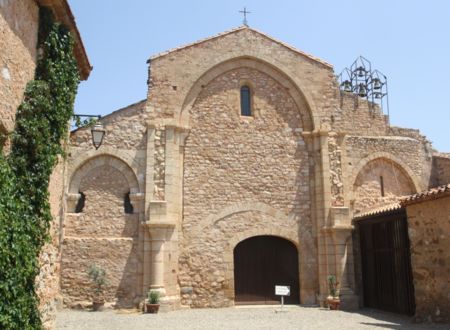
275;285;290;312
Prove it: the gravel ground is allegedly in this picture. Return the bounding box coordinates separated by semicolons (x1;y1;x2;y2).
56;306;447;330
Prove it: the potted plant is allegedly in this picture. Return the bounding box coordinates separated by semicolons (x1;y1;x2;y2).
87;264;108;311
326;275;340;310
146;289;160;314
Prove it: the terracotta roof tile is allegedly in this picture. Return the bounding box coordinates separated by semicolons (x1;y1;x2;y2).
353;203;402;219
401;183;450;206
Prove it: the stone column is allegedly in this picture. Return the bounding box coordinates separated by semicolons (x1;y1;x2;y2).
330;207;358;310
142;121;188;311
303;129;332;305
149;226;170;289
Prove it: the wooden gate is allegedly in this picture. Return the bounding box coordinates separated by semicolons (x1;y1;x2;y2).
358;210;415;315
233;235;300;304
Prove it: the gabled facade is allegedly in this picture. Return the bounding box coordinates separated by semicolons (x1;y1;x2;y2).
65;26;448;314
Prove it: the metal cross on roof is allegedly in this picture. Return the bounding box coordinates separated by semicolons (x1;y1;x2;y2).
239;7;251;26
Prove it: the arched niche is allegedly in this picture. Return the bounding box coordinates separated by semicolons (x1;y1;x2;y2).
67;154;141;213
179;56;318;132
351;155;419;214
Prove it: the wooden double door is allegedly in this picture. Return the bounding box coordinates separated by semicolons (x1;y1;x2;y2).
234;235;300;304
358;212;415;315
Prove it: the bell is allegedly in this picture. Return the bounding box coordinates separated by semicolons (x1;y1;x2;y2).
358;83;367;97
372;78;382;90
374;91;383;99
356;66;366;77
342;80;352;92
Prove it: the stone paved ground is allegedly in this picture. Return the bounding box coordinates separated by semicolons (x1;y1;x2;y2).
56;306;448;330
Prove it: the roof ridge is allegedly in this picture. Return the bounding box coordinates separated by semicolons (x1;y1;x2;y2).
247;27;332;68
148;26;247;61
401;183;450;205
148;26;332;69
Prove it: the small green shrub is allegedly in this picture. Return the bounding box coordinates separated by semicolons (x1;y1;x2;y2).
327;275;339;298
87;264;108;298
147;289;160;304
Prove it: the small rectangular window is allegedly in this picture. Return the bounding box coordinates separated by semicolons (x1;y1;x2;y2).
380;176;385;197
240;86;251;116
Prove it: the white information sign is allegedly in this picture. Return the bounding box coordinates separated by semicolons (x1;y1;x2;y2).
275;285;290;296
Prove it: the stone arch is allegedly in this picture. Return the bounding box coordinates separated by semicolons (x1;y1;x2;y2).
233;235;300;304
228;229;299;252
68;154;140;195
349;152;422;194
179;56;318;131
202;202;290;231
223;230;301;303
349;152;421;214
62;153;142;308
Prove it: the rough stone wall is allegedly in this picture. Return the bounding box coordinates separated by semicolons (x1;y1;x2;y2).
346;135;431;190
0;0;38;136
66;101;148;309
36;158;65;330
61;165;141;308
147;27;335;128
70;100;147;150
406;196;450;323
352;158;415;214
432;155;450;186
180;66;314;307
329;91;389;136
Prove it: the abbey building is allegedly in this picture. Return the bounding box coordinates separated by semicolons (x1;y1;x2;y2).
63;26;450;319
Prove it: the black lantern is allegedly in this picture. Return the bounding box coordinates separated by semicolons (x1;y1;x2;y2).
91;123;106;150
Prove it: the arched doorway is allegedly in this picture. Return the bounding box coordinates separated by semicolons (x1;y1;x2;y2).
234;235;300;304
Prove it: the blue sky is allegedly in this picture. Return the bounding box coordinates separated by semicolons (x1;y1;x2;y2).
68;0;450;151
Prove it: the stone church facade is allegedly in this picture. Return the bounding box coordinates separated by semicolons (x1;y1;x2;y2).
64;26;448;311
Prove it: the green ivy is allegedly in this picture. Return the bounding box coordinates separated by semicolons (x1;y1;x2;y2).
0;7;79;329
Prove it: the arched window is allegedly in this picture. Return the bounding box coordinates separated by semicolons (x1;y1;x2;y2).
240;85;252;116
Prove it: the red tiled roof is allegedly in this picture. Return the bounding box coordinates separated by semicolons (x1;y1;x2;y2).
401;183;450;206
353;203;402;219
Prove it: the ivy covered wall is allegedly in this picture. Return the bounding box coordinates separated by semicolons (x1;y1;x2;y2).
0;7;79;329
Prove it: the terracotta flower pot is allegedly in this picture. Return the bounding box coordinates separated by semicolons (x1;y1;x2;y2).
146;303;160;314
92;300;105;311
326;297;340;310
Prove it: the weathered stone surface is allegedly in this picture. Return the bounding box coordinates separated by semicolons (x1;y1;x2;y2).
432;154;450;186
0;0;38;144
61;237;140;308
62;164;142;308
352;158;415;214
63;25;449;319
406;196;450;323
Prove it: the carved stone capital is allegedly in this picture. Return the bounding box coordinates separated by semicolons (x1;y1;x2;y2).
129;193;145;213
66;193;81;213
